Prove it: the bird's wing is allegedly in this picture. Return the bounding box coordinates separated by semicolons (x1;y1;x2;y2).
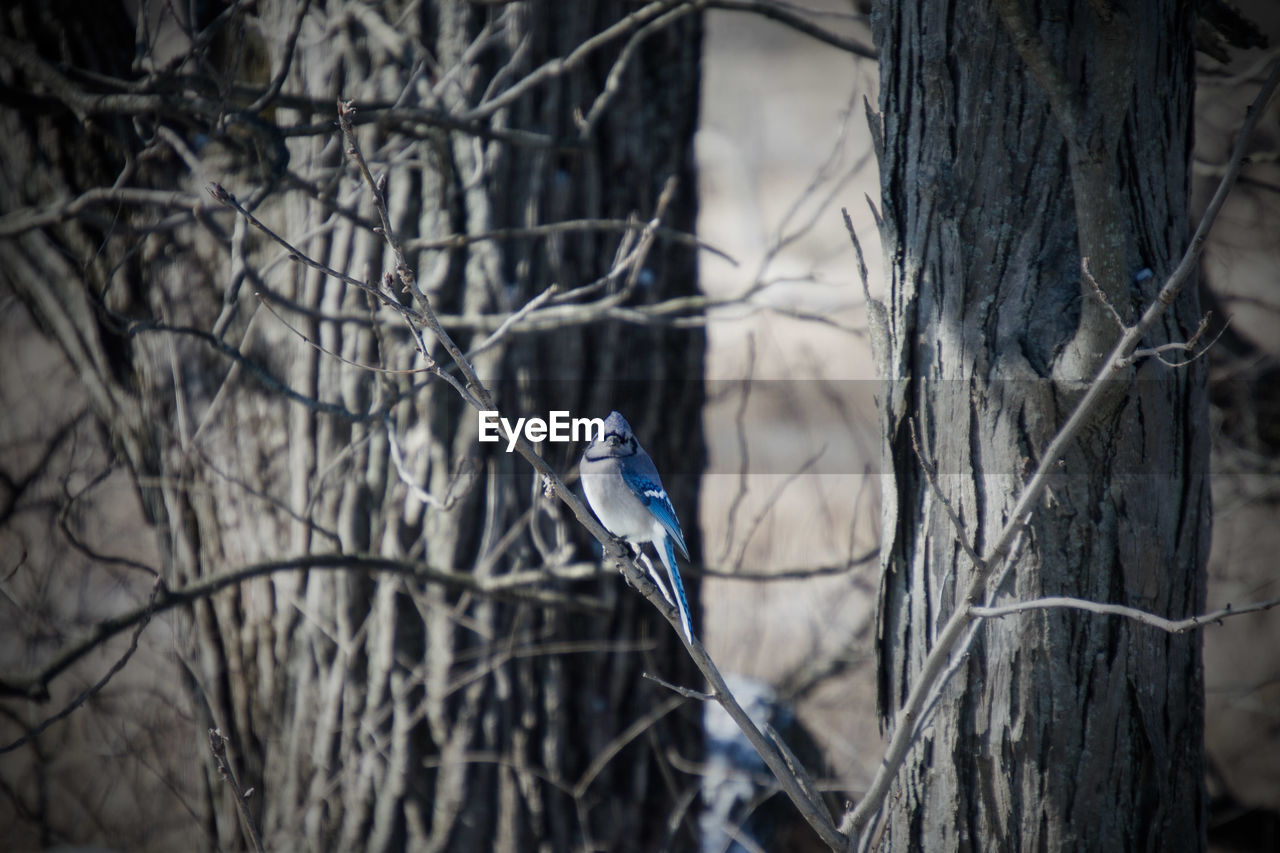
620;467;690;560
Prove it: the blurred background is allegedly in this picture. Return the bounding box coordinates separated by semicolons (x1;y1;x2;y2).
1;0;1278;849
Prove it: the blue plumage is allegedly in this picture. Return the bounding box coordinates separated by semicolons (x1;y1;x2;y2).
580;411;694;642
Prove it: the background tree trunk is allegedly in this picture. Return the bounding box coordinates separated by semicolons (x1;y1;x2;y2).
871;1;1209;849
2;1;704;850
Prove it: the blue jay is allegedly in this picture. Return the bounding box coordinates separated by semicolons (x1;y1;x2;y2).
580;411;694;643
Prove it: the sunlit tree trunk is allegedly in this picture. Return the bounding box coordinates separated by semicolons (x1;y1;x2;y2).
871;1;1209;848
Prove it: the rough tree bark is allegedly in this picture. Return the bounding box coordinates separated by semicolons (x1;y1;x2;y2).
871;1;1209;849
1;1;704;850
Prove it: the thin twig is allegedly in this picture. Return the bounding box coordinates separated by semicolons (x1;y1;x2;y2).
245;0;312;113
730;446;826;569
125;315;383;421
0;579;164;753
465;284;559;359
207;183;411;319
57;466;161;577
696;549;877;581
0;186;208;237
705;0;874;59
572;695;686;798
577;4;697;137
971;594;1280;632
1119;313;1224;369
718;335;756;565
1081;256;1125;329
643;672;715;699
255;293;434;375
384;416;465;511
401;218;735;265
460;0;684;122
208;728;265;853
0;555;596;702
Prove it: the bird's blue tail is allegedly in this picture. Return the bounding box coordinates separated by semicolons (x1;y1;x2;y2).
662;536;694;643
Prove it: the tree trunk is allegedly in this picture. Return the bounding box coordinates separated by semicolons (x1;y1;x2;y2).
871;1;1209;849
2;1;704;850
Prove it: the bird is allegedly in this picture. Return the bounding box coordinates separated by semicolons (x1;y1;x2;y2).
580;411;694;643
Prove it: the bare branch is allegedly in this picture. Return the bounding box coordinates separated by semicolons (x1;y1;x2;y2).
0;555;597;703
1081;256;1126;330
718;336;757;565
464;284;559;359
971;594;1280;633
57;466;161;578
0;34;224;123
730;446;826;569
578;4;697;137
680;631;846;848
384;417;468;511
643;672;715;699
0;186;209;237
125;316;387;421
208;728;265;853
460;0;686;122
706;0;875;59
1118;312;1225;369
401;218;735;265
572;695;686;799
1;580;163;754
254;294;433;376
695;549;877;581
244;0;313;114
207;183;411;320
